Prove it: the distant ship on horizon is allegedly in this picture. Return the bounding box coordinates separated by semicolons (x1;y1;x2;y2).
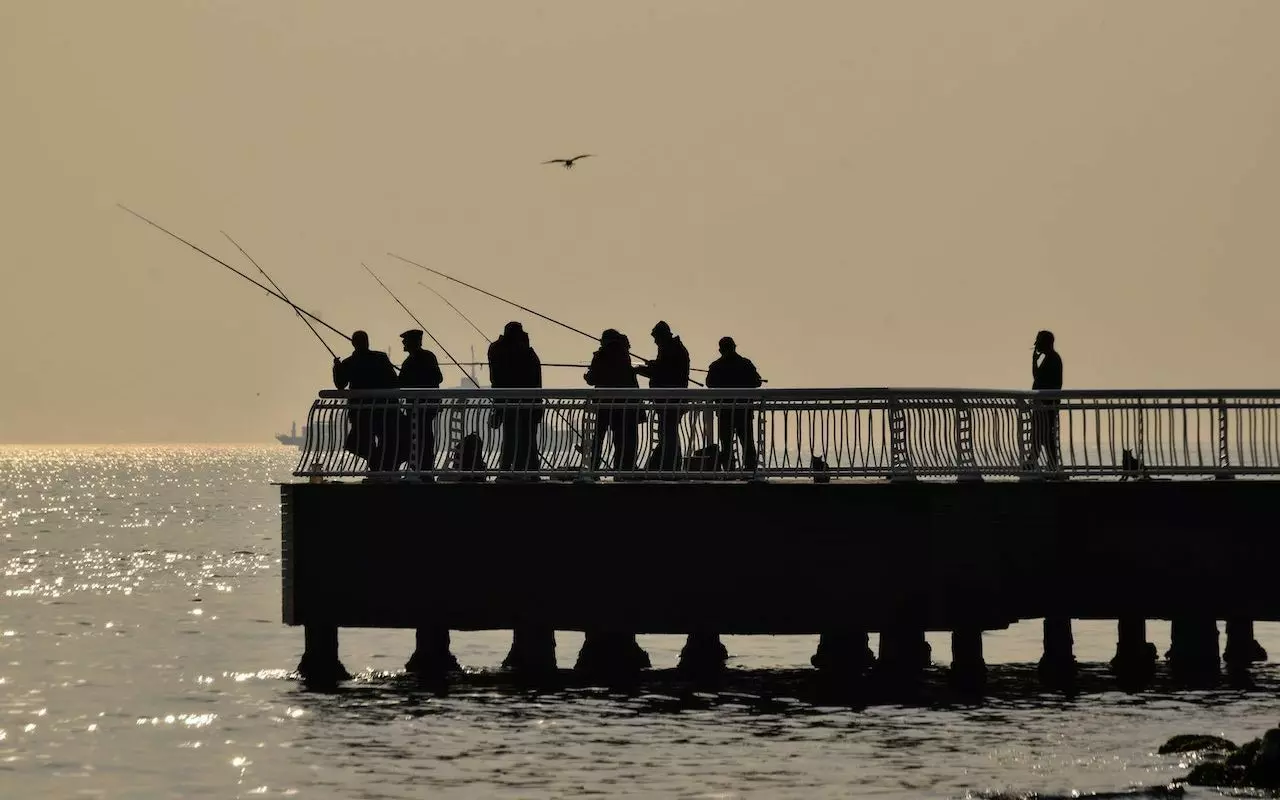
275;421;305;447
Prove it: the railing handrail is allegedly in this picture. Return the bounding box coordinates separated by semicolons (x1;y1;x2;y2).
294;386;1280;482
317;387;1280;401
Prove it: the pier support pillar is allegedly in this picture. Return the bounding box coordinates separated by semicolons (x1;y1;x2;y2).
1110;617;1157;685
948;628;986;691
1038;617;1076;687
575;632;651;677
876;628;930;683
405;628;460;676
1223;618;1268;669
296;625;351;683
1168;617;1220;684
678;633;729;675
810;632;875;676
501;627;558;675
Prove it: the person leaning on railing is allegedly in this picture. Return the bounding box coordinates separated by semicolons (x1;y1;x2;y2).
1027;329;1063;470
585;329;645;473
332;330;398;471
632;321;691;472
486;322;544;476
705;336;763;471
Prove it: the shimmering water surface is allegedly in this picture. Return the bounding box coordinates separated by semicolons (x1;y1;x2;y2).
2;445;1278;799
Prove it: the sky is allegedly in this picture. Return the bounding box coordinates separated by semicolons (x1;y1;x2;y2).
2;1;1278;443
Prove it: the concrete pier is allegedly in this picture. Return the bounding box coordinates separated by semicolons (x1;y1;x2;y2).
404;627;459;676
1110;617;1157;685
281;479;1280;687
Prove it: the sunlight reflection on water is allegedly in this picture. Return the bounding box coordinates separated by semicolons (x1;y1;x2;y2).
0;445;1276;798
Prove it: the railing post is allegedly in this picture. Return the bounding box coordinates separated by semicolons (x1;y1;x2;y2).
888;395;914;481
1217;398;1230;471
1136;399;1145;465
408;398;420;474
577;399;599;483
754;396;767;481
955;395;981;482
1017;398;1033;477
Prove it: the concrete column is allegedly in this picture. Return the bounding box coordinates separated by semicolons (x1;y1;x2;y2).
876;628;930;682
501;627;558;674
1223;618;1268;669
1038;617;1076;686
575;632;651;676
949;628;986;691
1110;617;1157;684
678;633;729;675
810;631;875;676
405;627;460;676
296;625;351;683
1167;617;1220;684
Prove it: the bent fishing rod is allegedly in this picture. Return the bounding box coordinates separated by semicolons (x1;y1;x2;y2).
388;252;708;386
222;231;338;360
118;204;351;344
361;263;477;388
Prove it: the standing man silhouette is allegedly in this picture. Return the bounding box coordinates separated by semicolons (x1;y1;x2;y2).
1027;330;1063;471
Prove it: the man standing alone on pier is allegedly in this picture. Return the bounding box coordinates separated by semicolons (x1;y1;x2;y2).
706;336;763;472
487;322;544;475
1027;329;1063;471
634;321;690;472
333;330;398;471
397;329;444;474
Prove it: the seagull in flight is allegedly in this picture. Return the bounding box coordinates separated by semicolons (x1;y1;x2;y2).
542;154;593;170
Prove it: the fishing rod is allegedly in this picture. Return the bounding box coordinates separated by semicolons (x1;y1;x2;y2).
360;263;477;388
388;252;708;386
222;231;338;360
418;281;590;449
117;204;352;344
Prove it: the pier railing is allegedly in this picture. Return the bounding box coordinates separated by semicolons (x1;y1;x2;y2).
292;388;1280;481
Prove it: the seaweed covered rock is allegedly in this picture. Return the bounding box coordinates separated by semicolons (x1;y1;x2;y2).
1158;734;1237;755
1177;727;1280;790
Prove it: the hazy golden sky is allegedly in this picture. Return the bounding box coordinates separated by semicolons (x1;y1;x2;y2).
2;1;1278;442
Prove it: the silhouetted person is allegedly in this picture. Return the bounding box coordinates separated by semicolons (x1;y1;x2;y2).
397;329;444;474
333;330;398;471
449;433;488;482
585;329;642;473
1027;329;1063;470
634;321;690;472
487;322;543;476
705;336;762;471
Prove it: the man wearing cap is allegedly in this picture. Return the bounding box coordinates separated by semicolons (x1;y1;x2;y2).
634;321;690;472
397;329;444;474
705;336;763;471
333;330;398;470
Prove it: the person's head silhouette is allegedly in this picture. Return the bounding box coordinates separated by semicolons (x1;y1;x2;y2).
1034;330;1055;353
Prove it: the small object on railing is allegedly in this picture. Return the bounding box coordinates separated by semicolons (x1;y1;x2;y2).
309;460;325;484
811;456;831;484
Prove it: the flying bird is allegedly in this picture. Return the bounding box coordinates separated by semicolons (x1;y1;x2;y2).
542;154;593;170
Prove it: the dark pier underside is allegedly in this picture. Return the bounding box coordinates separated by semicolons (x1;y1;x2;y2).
281;480;1280;634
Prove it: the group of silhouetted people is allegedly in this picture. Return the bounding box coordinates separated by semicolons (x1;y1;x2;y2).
332;323;1063;476
332;320;765;475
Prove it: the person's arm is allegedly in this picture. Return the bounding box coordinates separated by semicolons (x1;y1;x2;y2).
428;353;443;387
747;359;763;388
704;362;720;389
333;357;348;390
531;349;543;389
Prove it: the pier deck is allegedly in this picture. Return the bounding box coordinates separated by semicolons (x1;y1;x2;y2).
281;388;1280;684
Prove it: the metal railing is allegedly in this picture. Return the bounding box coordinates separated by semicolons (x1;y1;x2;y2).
292;388;1280;482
